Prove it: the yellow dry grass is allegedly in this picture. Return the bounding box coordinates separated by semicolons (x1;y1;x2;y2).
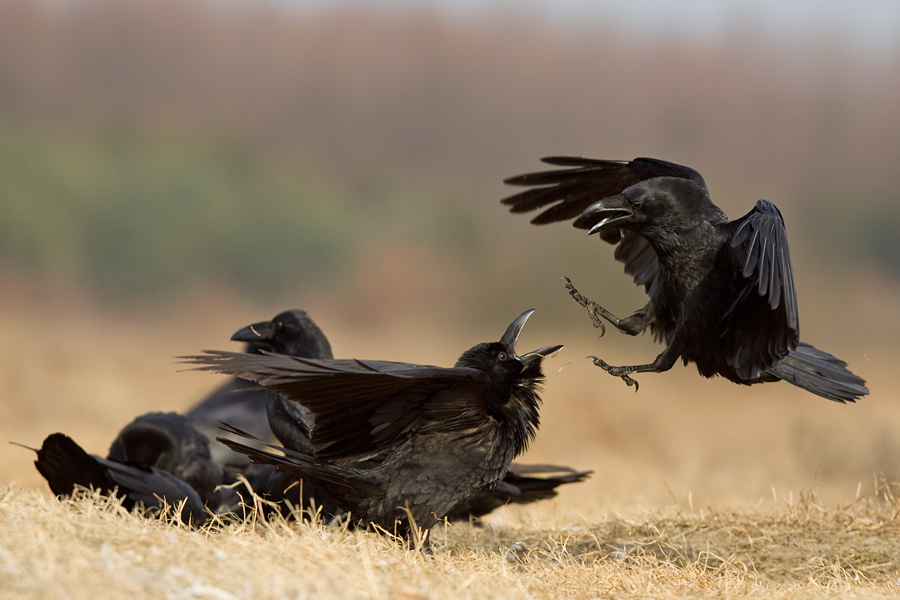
4;481;900;599
1;291;897;598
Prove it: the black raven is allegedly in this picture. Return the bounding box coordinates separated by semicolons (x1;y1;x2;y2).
238;311;590;524
25;433;209;525
186;309;562;543
503;157;868;403
185;309;333;469
107;412;223;504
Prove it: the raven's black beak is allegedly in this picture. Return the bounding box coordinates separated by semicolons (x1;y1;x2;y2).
575;194;632;235
500;309;563;364
231;320;276;343
500;309;535;351
520;344;564;366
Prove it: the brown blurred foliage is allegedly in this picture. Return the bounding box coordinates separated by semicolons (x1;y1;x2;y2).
1;0;898;190
0;0;898;330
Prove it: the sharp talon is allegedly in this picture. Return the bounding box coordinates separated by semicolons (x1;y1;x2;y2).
564;278;609;333
587;356;641;391
588;356;609;370
621;374;638;390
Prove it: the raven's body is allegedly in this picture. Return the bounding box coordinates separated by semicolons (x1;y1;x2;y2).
221;420;520;534
107;411;222;503
504;157;868;402
191;309;562;541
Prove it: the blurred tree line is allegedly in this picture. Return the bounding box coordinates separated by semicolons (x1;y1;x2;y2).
0;0;897;328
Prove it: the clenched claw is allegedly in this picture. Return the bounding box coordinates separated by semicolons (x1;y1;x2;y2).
563;277;606;336
587;356;640;392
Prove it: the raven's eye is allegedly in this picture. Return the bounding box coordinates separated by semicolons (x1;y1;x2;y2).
633;201;643;209
273;321;283;330
498;351;508;361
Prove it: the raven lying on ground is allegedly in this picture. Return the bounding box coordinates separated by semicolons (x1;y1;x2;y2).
21;311;335;526
107;411;223;504
188;309;563;544
24;432;209;525
503;157;868;403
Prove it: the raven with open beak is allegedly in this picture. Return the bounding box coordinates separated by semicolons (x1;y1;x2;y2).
185;309;562;546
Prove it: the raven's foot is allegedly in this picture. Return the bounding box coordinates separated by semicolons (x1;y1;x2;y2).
588;356;639;391
563;277;606;336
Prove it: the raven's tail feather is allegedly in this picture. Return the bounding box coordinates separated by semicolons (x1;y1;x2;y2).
33;433;114;497
767;342;869;403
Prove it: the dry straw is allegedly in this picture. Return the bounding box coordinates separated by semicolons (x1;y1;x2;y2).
3;479;900;599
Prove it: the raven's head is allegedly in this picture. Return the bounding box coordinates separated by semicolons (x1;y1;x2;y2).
576;177;722;240
231;309;334;359
456;309;563;452
107;412;223;501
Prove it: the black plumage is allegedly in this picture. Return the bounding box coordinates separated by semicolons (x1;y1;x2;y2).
445;463;592;521
187;309;562;542
503;157;868;402
185;309;333;469
107;412;223;504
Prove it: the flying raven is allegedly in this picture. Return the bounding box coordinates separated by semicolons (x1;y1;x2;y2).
503;157;868;403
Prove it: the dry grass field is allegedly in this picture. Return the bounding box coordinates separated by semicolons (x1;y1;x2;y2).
1;282;898;598
4;480;900;600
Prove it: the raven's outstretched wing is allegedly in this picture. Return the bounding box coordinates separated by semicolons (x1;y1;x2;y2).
718;199;799;377
186;352;491;462
503;157;705;295
502;156;707;226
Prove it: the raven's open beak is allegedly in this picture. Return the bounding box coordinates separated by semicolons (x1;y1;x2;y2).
575;194;632;235
231;320;275;343
500;309;536;351
520;344;564;366
500;309;563;363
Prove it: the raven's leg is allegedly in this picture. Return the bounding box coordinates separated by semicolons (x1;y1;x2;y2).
588;344;681;391
563;277;650;336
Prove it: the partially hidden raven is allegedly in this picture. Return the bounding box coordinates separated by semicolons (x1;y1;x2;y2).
21;310;335;526
502;157;868;403
186;309;562;544
107;411;223;504
186;309;333;469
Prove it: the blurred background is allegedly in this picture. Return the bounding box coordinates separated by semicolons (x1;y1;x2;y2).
1;0;899;520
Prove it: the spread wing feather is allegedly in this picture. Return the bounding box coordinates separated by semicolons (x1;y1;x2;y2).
186;352;490;462
502;157;705;295
718;199;799;376
502;156;706;228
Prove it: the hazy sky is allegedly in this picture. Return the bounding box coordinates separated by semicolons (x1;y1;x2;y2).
270;0;900;53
